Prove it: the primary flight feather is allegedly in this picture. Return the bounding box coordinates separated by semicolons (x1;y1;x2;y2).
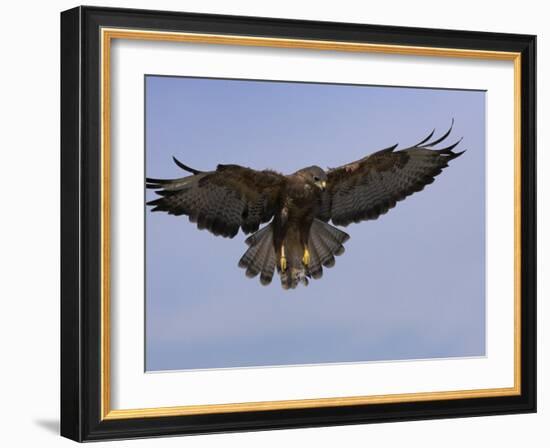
146;122;465;289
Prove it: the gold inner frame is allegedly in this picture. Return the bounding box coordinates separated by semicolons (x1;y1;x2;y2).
100;28;522;420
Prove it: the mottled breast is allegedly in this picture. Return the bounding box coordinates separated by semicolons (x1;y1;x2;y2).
284;179;320;221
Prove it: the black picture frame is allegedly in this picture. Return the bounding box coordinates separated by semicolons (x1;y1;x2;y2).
61;5;536;442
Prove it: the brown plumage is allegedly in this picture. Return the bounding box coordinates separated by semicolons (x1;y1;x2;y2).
146;122;464;289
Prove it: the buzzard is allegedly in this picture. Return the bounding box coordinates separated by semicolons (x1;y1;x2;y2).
146;122;464;289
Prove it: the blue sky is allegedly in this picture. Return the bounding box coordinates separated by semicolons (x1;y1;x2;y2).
145;76;486;371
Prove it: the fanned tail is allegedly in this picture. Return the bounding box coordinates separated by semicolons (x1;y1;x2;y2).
239;219;350;290
238;224;277;286
306;219;350;281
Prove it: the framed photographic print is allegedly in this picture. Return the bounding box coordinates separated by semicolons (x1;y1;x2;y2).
60;6;536;442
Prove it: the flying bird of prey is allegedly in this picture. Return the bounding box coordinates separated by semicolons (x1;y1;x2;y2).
146;122;464;289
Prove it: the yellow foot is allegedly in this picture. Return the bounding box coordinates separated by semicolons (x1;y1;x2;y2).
280;245;287;271
302;247;310;266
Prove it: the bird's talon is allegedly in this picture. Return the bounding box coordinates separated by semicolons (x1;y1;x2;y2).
302;247;310;266
280;245;287;271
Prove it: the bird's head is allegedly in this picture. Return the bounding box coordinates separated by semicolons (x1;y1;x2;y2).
295;165;327;191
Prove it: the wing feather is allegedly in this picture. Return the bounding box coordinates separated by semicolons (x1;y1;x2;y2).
146;160;285;238
319;122;465;226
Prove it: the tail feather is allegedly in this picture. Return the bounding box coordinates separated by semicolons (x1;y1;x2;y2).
315;220;350;246
306;238;324;279
238;240;261;271
245;233;271;278
244;224;271;247
317;229;345;259
306;219;350;277
313;232;336;267
260;244;277;285
239;224;276;285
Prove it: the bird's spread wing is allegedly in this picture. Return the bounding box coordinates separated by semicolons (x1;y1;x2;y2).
146;159;285;238
318;122;465;226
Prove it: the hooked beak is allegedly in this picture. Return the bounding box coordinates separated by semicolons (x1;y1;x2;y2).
316;180;327;191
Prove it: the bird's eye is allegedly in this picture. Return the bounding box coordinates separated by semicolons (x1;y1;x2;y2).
313;176;320;181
